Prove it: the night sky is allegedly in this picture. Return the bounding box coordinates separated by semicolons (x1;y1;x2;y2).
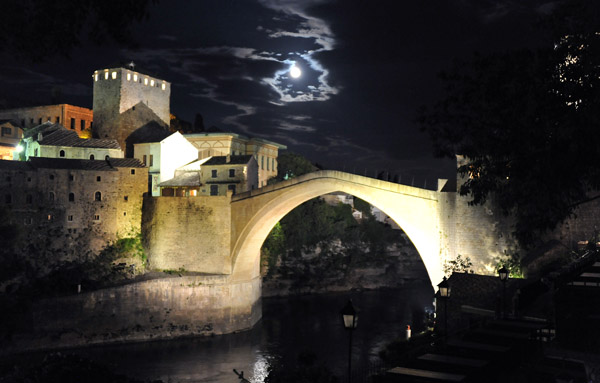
0;0;555;185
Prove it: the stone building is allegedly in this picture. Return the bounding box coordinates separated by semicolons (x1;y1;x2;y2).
92;67;171;156
0;157;147;257
159;155;258;197
22;122;123;161
0;120;23;160
0;104;93;137
133;132;198;196
184;133;286;187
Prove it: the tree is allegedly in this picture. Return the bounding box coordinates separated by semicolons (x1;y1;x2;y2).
0;0;157;62
419;1;600;246
269;152;318;184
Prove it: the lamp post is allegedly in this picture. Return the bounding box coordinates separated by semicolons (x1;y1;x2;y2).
437;277;451;339
498;266;509;318
341;300;358;383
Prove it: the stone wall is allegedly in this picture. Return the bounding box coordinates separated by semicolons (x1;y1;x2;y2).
143;195;233;273
0;104;92;136
5;275;261;353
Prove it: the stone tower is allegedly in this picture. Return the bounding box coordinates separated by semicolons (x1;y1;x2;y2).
92;67;171;156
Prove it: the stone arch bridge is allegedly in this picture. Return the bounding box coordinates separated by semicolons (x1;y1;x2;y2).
141;170;514;335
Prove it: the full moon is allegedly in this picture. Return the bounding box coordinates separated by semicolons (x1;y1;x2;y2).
290;65;301;78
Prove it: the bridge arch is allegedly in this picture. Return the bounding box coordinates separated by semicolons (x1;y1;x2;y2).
230;171;444;287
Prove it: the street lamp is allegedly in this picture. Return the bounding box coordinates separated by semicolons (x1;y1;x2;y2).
498;266;509;318
437;277;451;338
341;300;358;383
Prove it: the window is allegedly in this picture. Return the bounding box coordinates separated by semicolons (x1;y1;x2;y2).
229;169;235;177
5;176;10;182
26;194;32;204
5;194;11;204
38;118;42;125
93;214;100;221
133;74;138;82
150;79;155;86
47;214;52;221
142;155;147;165
127;73;131;81
261;156;264;170
59;150;65;157
69;174;74;181
30;118;33;124
49;174;54;180
162;83;166;90
190;190;197;196
228;184;236;195
96;176;101;182
149;155;153;166
210;185;219;196
48;192;54;201
144;78;148;85
105;155;109;160
267;157;270;171
27;177;32;182
55;116;60;123
94;74;98;81
94;192;102;201
104;72;109;80
80;120;85;130
34;149;38;157
70;118;75;129
68;215;73;222
1;127;11;136
123;211;127;216
90;154;95;160
272;158;275;171
124;195;128;202
211;169;217;178
24;218;32;225
111;71;117;79
69;193;75;202
131;169;136;175
21;119;25;127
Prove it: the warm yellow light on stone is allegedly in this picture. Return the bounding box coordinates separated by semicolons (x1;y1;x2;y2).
133;74;138;82
112;71;117;79
127;73;131;81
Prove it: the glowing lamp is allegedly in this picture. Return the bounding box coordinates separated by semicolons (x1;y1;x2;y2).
498;266;509;282
15;145;24;153
438;276;450;298
340;299;358;329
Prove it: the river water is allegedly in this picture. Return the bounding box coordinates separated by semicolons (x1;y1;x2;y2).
75;285;433;382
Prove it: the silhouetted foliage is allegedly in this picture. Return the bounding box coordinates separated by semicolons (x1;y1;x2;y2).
193;113;206;132
419;0;600;246
270;152;318;183
0;0;158;62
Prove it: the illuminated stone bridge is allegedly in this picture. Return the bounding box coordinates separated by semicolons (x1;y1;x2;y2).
139;170;514;337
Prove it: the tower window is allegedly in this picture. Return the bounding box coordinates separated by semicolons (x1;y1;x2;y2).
96;176;101;182
38;118;42;125
55;116;60;123
111;71;117;79
49;192;54;201
47;214;53;221
133;74;138;82
59;150;65;157
49;174;54;180
94;191;102;201
81;120;85;130
144;78;148;85
94;74;98;81
70;118;75;129
68;215;73;222
162;83;166;90
90;154;95;160
69;192;75;202
150;79;155;86
93;214;100;221
26;194;32;204
69;174;74;181
127;73;131;81
131;169;135;175
124;195;128;202
104;72;109;80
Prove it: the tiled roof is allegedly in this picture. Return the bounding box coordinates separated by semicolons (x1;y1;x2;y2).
0;160;34;171
159;172;202;187
28;157;145;171
25;123;121;149
203;155;254;166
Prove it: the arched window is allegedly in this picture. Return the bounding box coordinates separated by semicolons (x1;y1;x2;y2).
69;192;75;202
49;192;55;201
90;154;95;160
94;191;102;201
105;155;110;160
59;150;65;157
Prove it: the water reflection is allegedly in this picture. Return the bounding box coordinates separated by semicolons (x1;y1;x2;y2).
76;286;432;382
